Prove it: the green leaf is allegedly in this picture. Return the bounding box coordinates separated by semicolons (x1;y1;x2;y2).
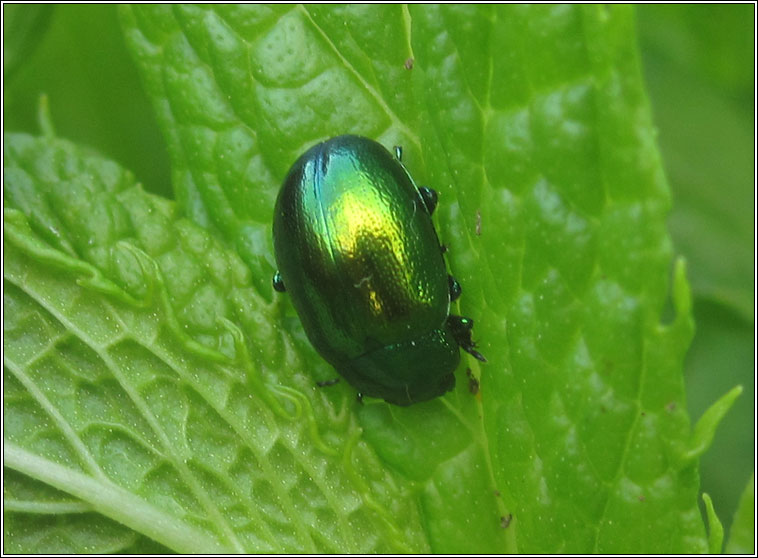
4;132;428;553
4;5;729;553
726;474;755;554
3;467;170;554
117;4;705;552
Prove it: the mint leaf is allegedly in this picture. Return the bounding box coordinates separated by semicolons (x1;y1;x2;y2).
3;467;170;554
6;5;734;553
116;4;714;552
4;132;428;553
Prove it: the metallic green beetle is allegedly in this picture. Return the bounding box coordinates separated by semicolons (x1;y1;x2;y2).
272;135;485;405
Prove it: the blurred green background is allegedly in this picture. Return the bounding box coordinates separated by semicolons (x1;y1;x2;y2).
3;3;754;541
636;5;754;534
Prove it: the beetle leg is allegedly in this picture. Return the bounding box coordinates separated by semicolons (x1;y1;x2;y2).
448;315;487;362
394;145;403;161
418;186;438;215
448;275;462;302
273;270;286;292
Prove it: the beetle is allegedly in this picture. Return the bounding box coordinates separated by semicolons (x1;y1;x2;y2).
272;135;485;406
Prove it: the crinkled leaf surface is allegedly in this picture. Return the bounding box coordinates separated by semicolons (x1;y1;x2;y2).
4;4;720;553
4;132;427;553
